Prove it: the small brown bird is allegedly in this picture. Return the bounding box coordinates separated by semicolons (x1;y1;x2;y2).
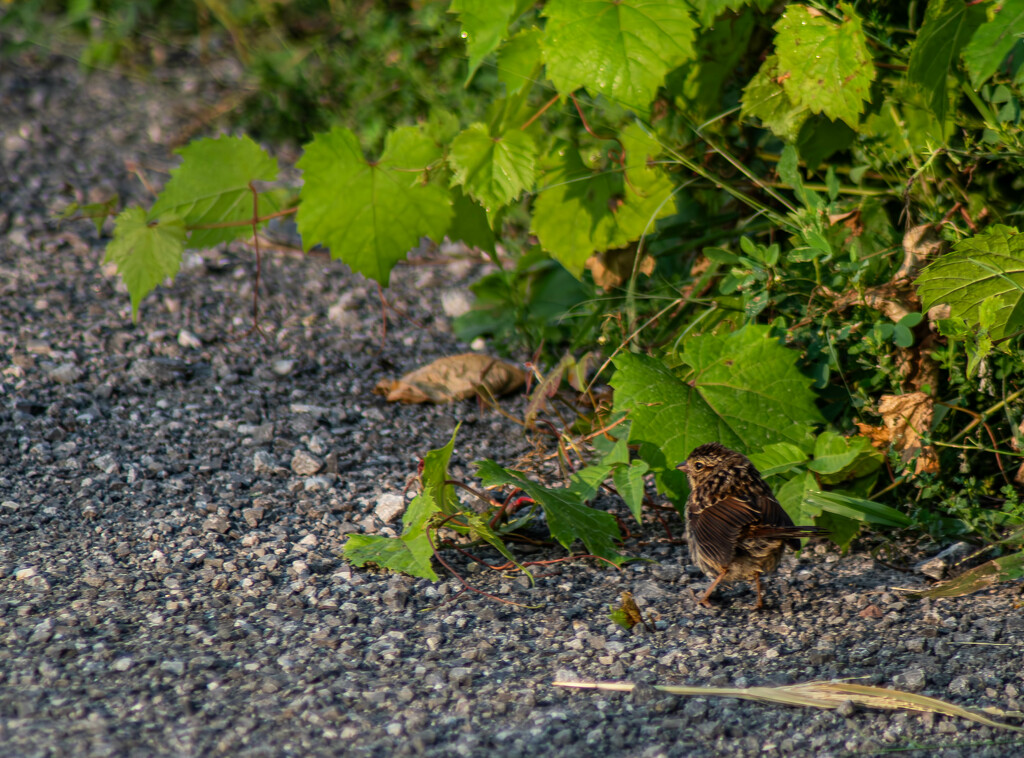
679;442;827;609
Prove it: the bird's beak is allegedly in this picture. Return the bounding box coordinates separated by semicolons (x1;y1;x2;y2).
677;461;689;474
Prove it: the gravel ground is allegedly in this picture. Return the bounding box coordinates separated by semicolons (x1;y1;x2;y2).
2;54;1024;758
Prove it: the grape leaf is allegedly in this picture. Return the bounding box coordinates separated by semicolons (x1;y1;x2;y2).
612;459;649;523
907;0;986;128
449;122;537;211
741;55;809;142
541;0;697;114
104;207;186;321
498;27;542;96
344;490;440;581
611;324;824;473
774;3;875;128
775;471;822;526
296;125;453;286
475;459;624;564
806;430;883;484
448;188;496;253
449;0;518;83
916;225;1024;340
148;135;280;250
531;145;675;277
748;442;810;477
962;0;1024;89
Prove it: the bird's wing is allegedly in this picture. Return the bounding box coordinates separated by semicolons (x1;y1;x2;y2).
688;491;761;569
756;483;797;529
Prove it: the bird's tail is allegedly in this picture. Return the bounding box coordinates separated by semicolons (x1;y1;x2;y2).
750;525;829;540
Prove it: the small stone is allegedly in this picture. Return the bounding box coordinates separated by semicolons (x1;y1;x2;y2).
29;618;54;644
441;289;473;318
449;667;472;688
112;657;134;672
836;700;857;718
160;660;185;676
92;453;119;475
297;533;318;548
948;675;973;695
242;507;264;527
177;329;202;348
375;493;405;524
383;587;408;610
15;567;38;581
894;669;927;692
291;450;323;476
272;359;296;376
304;475;333;491
47;362;83;385
253;451;277;474
203;515;230;534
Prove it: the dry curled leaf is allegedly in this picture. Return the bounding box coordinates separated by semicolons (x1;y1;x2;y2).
858;393;939;474
374;353;526;404
609;591;652;632
585;246;655;289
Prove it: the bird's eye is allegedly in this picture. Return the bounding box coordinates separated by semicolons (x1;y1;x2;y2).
691;461;704;472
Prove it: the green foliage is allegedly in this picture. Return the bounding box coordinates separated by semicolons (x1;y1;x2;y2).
45;0;1024;562
916;225;1024;341
296;126;452;285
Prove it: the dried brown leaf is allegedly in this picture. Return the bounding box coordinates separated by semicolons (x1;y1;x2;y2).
586;246;655;289
876;392;939;474
374;353;526;404
896;224;946;282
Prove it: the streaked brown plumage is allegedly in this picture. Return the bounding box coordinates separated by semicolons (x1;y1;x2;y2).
679;442;827;609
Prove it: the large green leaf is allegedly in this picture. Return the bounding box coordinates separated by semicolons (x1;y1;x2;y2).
148;135;280;250
962;0;1024;88
449;0;518;82
498;27;543;96
449;122;537;211
907;0;986;128
611;324;824;472
541;0;697;114
296;126;453;286
104;207;185;321
774;3;875;129
530;145;675;277
475;459;624;564
916;225;1024;340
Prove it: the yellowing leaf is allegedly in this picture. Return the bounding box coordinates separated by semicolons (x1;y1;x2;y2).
774;3;875;128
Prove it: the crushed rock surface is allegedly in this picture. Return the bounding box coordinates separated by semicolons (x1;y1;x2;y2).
2;54;1023;758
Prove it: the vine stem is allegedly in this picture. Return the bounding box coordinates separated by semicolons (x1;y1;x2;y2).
948;388;1024;445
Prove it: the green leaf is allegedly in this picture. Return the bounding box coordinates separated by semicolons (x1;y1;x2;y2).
296;125;453;286
691;0;763;29
775;471;821;525
498;27;542;96
541;0;698;114
806;431;883;484
422;426;461;515
531;145;675;277
907;0;986;129
774;3;875;129
803;490;913;528
475;459;624;564
449;0;518;83
449;122;537;211
448;188;496;253
748;442;810;477
56;193;119;235
104;207;186;321
343;491;441;581
613;460;650;523
741;55;809;142
611;324;825;474
962;0;1024;89
148;135;280;250
916;225;1024;340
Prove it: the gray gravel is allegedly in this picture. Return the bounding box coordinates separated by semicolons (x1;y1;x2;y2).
3;54;1024;758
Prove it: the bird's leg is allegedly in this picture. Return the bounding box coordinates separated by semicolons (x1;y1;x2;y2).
698;569;729;607
753;574;764;610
